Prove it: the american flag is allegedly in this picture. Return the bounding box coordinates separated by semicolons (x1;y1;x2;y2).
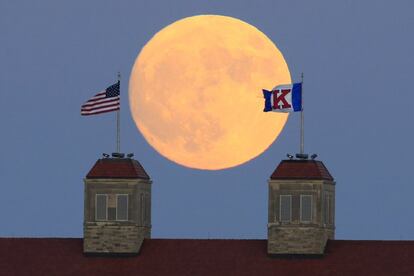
81;81;120;116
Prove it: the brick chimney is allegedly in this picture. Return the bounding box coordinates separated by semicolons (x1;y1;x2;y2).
83;154;151;255
267;159;335;255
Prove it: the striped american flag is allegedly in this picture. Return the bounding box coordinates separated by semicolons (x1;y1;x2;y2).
81;81;120;116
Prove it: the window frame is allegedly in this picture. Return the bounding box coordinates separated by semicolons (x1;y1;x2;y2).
323;194;330;225
300;194;313;223
145;193;150;224
329;194;333;225
95;194;108;221
324;194;330;225
116;194;129;221
140;193;145;225
279;195;292;223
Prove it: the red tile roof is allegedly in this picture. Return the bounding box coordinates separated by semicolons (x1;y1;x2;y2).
86;158;150;179
270;160;334;181
0;238;413;275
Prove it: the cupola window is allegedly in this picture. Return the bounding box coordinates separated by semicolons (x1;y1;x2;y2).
300;195;312;222
96;194;108;221
280;195;292;222
95;193;129;221
116;194;128;221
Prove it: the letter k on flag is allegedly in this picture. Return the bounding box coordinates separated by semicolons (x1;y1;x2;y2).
263;83;302;112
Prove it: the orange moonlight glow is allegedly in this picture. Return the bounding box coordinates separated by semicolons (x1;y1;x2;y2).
129;15;291;170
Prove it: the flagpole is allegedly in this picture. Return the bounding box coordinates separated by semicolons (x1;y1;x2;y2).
117;72;121;153
300;72;304;155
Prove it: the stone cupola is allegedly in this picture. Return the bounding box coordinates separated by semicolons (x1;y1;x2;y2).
267;159;335;255
83;154;151;255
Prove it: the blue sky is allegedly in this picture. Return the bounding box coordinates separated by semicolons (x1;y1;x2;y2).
1;0;413;240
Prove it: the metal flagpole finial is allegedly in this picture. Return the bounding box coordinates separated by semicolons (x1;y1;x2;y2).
117;72;121;82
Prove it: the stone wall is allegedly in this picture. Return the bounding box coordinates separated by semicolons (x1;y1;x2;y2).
83;222;149;254
84;178;152;226
83;177;152;254
267;224;334;255
267;178;335;255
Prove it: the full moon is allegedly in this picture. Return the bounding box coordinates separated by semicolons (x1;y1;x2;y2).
129;15;291;170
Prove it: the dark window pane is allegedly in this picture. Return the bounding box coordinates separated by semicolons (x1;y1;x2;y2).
292;195;300;221
145;194;150;224
117;195;128;221
108;207;116;220
140;193;144;225
301;195;312;222
280;195;291;222
329;196;333;225
96;194;107;220
324;194;330;224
